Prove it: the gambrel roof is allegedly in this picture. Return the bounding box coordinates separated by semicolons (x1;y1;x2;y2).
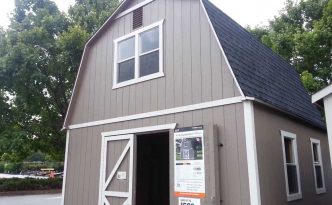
64;0;325;130
203;0;325;129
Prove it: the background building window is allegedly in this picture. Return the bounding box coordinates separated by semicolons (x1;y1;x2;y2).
310;138;326;194
281;131;302;201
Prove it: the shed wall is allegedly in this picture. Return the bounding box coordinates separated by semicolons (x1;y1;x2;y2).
254;103;332;205
67;0;241;126
64;103;250;205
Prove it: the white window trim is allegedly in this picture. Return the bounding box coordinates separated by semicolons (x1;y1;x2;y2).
310;138;326;194
281;130;302;201
113;19;164;89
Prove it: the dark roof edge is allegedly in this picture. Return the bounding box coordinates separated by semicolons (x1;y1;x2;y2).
249;98;326;131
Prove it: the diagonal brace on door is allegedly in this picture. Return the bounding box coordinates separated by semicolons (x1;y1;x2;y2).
103;141;131;190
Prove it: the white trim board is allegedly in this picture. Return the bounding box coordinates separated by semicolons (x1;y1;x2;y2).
200;0;245;97
243;101;261;205
61;131;70;205
312;84;332;103
102;123;176;137
67;96;245;130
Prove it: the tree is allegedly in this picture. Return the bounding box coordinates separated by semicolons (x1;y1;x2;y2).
0;0;118;161
68;0;119;34
249;0;331;93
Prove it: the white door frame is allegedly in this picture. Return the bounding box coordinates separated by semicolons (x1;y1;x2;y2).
98;123;177;205
99;134;134;205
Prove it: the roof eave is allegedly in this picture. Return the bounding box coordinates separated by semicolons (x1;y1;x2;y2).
247;97;326;131
312;84;332;103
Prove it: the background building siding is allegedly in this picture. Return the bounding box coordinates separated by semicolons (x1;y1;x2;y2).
64;103;250;205
254;103;332;205
67;0;241;126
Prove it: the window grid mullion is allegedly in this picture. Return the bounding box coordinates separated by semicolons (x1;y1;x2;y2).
134;33;139;79
139;48;160;57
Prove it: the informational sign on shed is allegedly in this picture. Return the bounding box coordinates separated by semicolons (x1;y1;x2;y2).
174;126;205;198
178;197;201;205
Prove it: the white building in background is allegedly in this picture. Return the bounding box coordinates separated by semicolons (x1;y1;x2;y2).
312;84;332;168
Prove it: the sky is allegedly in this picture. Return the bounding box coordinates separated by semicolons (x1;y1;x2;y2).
0;0;286;28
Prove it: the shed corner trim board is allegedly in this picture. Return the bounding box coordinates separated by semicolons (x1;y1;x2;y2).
243;101;262;205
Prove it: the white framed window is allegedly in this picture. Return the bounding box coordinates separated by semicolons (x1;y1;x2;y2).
310;138;326;194
281;131;302;201
113;19;164;89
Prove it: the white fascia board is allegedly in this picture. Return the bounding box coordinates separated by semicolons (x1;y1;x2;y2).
312;84;332;103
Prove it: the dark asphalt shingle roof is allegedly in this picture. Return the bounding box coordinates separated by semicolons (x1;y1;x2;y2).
203;0;325;129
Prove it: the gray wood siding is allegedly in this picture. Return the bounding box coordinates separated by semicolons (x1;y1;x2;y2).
254;103;332;205
64;103;250;205
68;0;241;125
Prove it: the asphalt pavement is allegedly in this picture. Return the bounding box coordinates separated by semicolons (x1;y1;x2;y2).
0;193;61;205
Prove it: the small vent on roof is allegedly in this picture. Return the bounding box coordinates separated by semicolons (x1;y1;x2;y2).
133;7;143;30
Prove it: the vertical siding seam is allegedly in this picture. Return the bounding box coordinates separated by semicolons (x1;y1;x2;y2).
101;36;107;120
220;46;224;99
199;3;203;105
162;0;167;113
87;128;93;205
172;0;175;109
93;45;99;121
209;24;214;101
104;29;110;120
74;134;82;204
81;130;88;205
189;0;193;115
235;105;244;205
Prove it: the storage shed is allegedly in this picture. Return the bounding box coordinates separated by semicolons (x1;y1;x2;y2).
62;0;332;205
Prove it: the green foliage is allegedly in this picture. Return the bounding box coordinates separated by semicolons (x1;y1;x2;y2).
69;0;118;34
249;0;332;93
0;0;118;161
0;163;4;173
0;178;62;192
20;162;64;172
1;153;13;162
25;152;45;162
4;163;22;174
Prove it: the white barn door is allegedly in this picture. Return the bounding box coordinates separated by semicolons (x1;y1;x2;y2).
100;134;134;205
